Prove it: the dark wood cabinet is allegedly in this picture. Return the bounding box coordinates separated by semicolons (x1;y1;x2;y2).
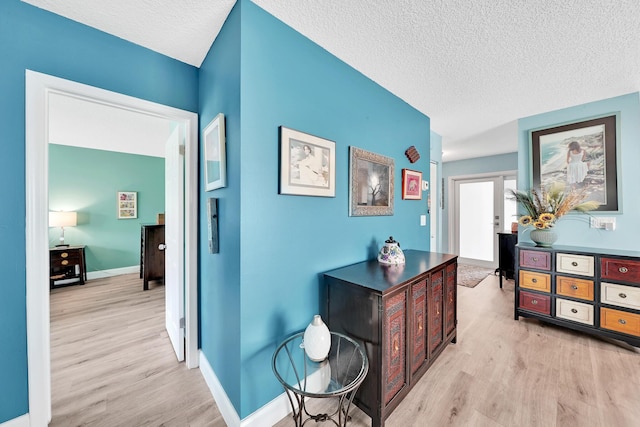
515;243;640;348
50;245;86;288
497;232;518;287
140;224;165;290
324;250;458;427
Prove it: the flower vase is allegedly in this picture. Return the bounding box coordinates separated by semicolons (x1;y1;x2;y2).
530;229;558;247
303;315;330;362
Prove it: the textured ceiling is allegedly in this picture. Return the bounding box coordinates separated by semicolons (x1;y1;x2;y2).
23;0;640;162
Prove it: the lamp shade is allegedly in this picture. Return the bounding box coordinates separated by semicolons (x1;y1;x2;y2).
49;211;77;227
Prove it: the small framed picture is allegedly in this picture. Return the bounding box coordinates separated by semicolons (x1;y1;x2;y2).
279;126;336;197
402;169;423;200
204;113;227;191
117;191;137;219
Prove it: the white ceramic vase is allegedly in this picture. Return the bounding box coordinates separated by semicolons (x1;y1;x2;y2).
303;315;330;362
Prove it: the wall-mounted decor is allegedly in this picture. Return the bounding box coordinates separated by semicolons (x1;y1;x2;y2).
204;113;226;191
349;147;394;216
279;126;336;197
405;146;420;163
117;191;137;219
531;114;618;212
207;198;219;254
401;169;423;200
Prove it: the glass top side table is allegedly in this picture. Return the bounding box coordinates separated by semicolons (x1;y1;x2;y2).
272;331;369;426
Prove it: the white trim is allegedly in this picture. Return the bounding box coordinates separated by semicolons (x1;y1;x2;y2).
0;414;30;427
25;70;199;426
198;351;293;427
86;265;139;280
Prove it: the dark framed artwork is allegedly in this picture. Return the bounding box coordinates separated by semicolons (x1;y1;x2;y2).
279;126;336;197
401;169;422;200
531;114;618;212
207;198;219;253
349;146;394;216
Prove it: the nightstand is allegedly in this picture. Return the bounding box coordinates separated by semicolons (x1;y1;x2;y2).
50;245;87;289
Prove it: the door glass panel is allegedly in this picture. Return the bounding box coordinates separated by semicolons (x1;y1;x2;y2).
459;181;494;262
504;178;517;231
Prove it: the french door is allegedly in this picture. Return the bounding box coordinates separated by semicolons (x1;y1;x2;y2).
451;172;520;271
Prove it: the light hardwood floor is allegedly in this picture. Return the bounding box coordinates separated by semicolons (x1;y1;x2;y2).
275;274;640;427
49;274;224;427
51;272;640;427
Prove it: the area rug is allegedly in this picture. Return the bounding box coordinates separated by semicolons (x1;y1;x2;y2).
457;264;495;288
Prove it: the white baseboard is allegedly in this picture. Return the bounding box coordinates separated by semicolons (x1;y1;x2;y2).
198;351;292;427
0;414;29;427
86;265;139;280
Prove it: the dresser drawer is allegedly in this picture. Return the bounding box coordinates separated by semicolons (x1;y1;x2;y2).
556;298;594;325
519;250;551;270
519;291;551;315
600;308;640;337
601;282;640;310
556;276;594;301
601;257;640;284
556;253;594;277
519;270;551;293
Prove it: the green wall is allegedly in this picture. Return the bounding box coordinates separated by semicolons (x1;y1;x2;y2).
49;144;165;272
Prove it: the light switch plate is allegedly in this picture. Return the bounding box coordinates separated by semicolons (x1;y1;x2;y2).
420;215;427;226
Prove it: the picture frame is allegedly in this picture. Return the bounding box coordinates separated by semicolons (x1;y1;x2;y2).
531;114;618;212
401;169;423;200
349;146;394;216
204;113;226;191
117;191;137;219
279;126;336;197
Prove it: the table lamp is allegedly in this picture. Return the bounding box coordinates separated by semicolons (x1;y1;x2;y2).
49;211;77;247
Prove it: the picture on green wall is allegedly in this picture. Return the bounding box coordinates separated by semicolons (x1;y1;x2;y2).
349;146;394;216
279;126;336;197
117;191;137;219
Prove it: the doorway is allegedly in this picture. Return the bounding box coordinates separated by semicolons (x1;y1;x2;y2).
25;70;199;426
451;172;517;268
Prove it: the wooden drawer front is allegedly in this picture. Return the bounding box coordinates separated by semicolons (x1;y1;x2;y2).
519;250;551;270
601;282;640;310
556;253;594;277
444;263;456;336
519;291;551;315
411;280;427;374
51;251;81;264
556;298;594;325
600;308;640;337
556;276;594;301
519;270;551;293
601;257;640;284
384;291;407;405
428;269;443;356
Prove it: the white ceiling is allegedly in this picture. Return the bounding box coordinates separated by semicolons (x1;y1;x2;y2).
23;0;640;162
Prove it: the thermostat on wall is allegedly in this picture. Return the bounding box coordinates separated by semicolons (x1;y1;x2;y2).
422;180;429;191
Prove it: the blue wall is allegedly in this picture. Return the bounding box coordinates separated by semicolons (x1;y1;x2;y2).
0;1;197;422
441;152;518;251
518;92;640;249
199;0;431;418
49;145;165;272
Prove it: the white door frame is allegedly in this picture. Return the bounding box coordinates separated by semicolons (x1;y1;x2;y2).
25;70;199;426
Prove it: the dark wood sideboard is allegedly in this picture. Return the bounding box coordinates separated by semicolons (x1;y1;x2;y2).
140;224;165;290
324;250;458;427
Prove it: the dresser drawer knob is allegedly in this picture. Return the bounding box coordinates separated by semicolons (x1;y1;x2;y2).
531;278;537;283
619;267;629;274
532;257;538;262
531;299;538;305
61;260;69;266
619;319;627;325
571;261;578;267
619;293;627;299
571;308;578;314
571;285;578;290
61;253;68;258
